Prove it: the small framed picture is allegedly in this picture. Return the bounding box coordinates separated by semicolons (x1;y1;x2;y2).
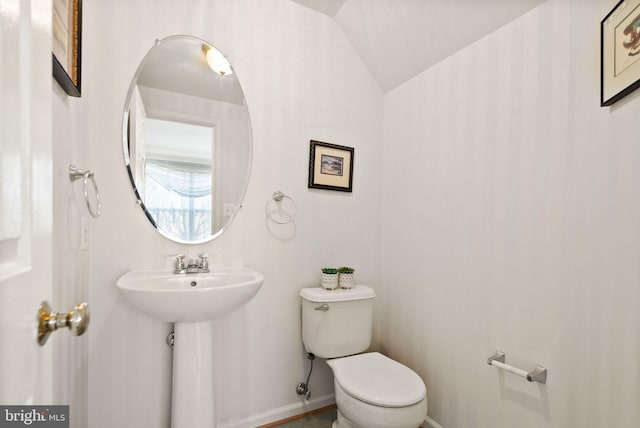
601;0;640;106
52;0;82;97
308;140;354;192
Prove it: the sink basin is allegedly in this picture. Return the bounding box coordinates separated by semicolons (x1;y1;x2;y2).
116;267;264;322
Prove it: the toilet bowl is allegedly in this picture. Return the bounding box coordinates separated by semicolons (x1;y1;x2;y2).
327;352;427;428
299;285;428;428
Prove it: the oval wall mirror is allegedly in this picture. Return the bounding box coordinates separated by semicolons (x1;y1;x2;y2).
122;35;252;244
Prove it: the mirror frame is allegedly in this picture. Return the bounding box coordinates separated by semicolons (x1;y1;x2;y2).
121;35;253;244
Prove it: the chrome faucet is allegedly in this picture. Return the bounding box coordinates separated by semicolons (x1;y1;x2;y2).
173;254;210;274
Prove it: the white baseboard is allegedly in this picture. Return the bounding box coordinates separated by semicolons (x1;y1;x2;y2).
424;415;444;428
218;394;442;428
219;393;335;428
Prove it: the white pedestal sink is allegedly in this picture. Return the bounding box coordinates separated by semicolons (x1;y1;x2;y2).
116;267;264;428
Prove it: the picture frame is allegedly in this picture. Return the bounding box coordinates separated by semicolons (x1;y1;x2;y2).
308;140;354;192
601;0;640;106
52;0;82;97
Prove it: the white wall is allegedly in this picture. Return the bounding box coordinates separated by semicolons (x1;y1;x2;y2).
81;0;382;427
54;0;640;426
52;61;90;428
382;0;640;427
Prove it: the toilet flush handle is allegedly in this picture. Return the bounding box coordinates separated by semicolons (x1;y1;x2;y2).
314;304;329;311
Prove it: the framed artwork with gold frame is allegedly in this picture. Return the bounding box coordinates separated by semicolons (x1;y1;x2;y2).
308;140;354;192
52;0;82;97
601;0;640;106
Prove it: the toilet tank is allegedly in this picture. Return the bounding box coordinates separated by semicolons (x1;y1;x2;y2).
300;284;376;359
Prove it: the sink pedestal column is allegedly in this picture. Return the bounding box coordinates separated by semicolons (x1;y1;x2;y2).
171;321;216;428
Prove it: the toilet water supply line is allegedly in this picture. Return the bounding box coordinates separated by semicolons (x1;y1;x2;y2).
296;353;315;400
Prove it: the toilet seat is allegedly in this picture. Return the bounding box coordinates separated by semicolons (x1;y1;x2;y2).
327;352;426;408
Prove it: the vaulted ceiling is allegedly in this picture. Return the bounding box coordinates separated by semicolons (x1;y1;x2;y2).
290;0;547;92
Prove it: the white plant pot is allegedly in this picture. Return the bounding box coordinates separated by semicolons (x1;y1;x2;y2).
321;273;339;290
339;273;354;289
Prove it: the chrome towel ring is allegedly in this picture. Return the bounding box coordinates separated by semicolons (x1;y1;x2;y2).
69;164;101;218
266;190;296;224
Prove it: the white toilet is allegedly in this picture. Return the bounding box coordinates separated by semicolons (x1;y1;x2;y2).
300;285;427;428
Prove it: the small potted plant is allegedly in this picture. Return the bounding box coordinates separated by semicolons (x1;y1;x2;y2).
338;266;355;289
321;268;339;290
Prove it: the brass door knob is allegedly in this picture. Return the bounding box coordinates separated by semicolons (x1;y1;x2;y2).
37;301;90;346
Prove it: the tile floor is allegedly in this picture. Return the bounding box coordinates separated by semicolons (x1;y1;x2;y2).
271;408;336;427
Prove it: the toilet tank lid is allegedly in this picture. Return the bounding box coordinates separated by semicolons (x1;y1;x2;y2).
299;284;376;302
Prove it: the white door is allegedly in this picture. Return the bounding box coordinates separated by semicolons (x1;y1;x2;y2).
0;0;54;408
130;85;147;194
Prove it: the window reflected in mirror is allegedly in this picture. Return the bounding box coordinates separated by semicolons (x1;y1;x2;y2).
141;119;213;241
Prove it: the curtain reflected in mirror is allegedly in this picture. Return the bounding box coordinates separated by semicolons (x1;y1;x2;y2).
145;159;212;241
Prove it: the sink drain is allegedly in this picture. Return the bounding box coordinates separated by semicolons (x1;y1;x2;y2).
190;281;197;287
